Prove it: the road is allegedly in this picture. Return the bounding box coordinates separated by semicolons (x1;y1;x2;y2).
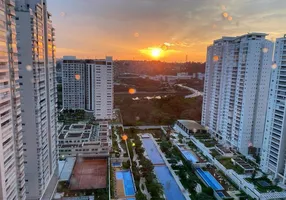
175;84;203;98
124;125;163;129
114;91;188;95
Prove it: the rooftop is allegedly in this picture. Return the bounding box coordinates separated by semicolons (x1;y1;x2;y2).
177;120;205;131
58;157;76;181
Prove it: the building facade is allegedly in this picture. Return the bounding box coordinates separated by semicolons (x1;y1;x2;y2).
15;0;58;199
0;1;26;199
202;33;273;156
261;35;286;184
62;56;114;120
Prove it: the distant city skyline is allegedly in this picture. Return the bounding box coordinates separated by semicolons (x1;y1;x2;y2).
48;0;286;62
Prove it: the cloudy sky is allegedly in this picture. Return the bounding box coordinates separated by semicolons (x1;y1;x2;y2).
48;0;286;62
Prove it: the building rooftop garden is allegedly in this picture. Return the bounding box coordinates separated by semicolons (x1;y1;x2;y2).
245;176;283;193
217;157;244;174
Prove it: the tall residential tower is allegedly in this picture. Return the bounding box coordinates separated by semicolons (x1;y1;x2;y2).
0;1;26;199
62;56;114;120
15;0;58;199
261;35;286;184
202;33;273;155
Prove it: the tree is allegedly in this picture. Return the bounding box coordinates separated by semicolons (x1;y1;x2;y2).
135;191;147;200
195;192;215;200
251;169;257;180
160;140;171;153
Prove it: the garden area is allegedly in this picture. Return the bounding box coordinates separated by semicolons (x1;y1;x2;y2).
58;109;93;124
217;157;244;174
245;176;283;193
56;181;109;200
159;139;214;199
111;127;121;157
124;128;165;200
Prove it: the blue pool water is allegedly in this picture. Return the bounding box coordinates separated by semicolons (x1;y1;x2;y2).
142;138;164;164
180;149;198;163
154;166;186;200
112;162;122;167
196;168;224;191
116;170;135;196
217;191;225;197
142;137;186;200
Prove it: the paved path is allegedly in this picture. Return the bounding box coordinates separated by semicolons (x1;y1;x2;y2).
114;129;125;157
140;177;151;200
124;125;163;129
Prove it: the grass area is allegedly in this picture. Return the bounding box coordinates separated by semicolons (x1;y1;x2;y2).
210;149;221;158
245;176;283;193
217;157;244;174
115;94;202;126
57;181;108;199
110;162;114;198
111;127;121;157
58;109;93;124
199;139;217;147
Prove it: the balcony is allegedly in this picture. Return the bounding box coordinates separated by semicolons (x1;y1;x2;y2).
7;8;15;16
7;0;15;6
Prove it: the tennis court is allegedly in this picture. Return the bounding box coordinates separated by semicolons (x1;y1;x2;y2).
69;158;107;190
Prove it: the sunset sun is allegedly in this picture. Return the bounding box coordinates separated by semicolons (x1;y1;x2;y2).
151;48;162;58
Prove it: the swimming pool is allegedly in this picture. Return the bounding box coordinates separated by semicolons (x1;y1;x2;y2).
142;137;186;200
142;138;165;164
196;168;224;191
116;170;135;196
180;149;198;163
112;162;122;167
154;166;186;200
216;191;225;198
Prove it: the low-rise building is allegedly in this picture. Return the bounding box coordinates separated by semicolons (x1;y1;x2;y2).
58;122;111;157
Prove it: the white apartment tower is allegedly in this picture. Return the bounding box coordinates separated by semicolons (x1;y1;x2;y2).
202;33;273;155
0;1;26;200
62;57;114;120
15;0;58;199
261;35;286;184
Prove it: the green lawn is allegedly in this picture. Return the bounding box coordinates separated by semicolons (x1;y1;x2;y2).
217;158;244;174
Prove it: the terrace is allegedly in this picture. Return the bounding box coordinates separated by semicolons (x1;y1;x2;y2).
217;157;244;174
233;158;254;174
215;144;234;157
245;176;283;193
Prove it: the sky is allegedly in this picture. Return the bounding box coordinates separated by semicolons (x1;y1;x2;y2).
48;0;286;62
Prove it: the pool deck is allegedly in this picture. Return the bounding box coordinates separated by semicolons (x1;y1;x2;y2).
143;134;191;200
115;169;136;199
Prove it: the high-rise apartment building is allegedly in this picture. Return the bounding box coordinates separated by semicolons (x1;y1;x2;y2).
62;56;114;120
202;33;273;156
0;1;26;200
15;0;58;199
261;35;286;184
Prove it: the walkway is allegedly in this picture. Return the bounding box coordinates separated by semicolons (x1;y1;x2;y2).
114;129;125;157
124;125;162;129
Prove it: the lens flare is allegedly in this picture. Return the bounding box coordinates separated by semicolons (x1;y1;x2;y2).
128;88;136;94
213;55;219;61
122;135;128;141
75;74;81;80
